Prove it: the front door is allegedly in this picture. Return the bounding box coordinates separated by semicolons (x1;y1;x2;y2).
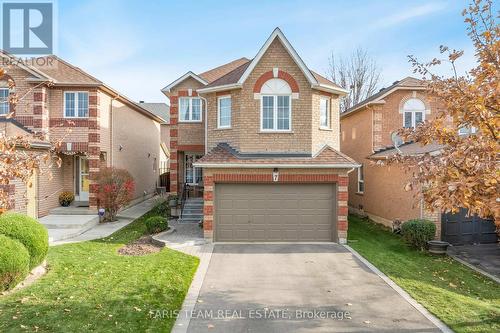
76;156;90;201
185;153;203;185
26;170;38;218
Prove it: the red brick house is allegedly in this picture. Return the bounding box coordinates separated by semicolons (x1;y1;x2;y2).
162;28;359;243
340;77;497;245
1;52;165;217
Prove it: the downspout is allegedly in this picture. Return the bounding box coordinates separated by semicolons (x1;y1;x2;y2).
197;94;208;154
110;95;119;166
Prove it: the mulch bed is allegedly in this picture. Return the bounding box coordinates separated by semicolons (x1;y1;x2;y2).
118;235;164;256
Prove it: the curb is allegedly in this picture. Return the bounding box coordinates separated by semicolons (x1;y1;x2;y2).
448;254;500;284
344;245;454;333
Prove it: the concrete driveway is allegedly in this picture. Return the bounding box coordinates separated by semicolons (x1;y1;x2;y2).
187;244;440;333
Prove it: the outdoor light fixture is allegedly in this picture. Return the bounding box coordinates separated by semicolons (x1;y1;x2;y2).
272;168;279;182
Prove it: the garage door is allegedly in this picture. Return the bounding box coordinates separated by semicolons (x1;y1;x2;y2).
442;208;497;245
215;184;336;242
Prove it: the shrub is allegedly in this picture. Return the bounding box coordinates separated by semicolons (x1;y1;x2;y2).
152;198;170;218
95;167;135;222
145;216;168;234
58;191;75;207
0;213;49;269
401;219;436;251
0;235;30;291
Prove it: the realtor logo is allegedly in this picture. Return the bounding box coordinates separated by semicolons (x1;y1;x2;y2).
1;1;54;55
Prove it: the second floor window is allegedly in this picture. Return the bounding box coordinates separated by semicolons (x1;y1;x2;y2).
0;88;9;115
320;98;330;128
261;95;290;131
402;98;425;128
179;97;202;122
65;92;89;118
217;96;231;128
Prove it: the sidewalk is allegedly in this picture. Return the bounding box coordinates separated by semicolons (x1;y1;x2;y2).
50;197;157;246
153;220;214;333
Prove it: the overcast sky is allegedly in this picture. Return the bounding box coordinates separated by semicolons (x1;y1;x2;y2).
56;0;478;103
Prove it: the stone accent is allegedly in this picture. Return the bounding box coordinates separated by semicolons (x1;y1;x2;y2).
87;89;100;208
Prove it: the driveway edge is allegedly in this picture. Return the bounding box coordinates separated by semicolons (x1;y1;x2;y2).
171;243;214;333
448;254;500;284
344;245;453;333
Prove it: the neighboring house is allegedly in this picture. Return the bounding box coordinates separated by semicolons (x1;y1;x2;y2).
340;77;497;245
137;101;170;172
161;28;359;243
0;52;164;218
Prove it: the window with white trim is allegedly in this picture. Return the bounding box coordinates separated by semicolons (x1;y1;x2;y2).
64;92;89;118
179;97;202;122
458;126;477;136
320;97;330;128
217;96;231;128
0;88;9;115
357;165;364;193
185;153;203;184
402;98;425;128
260;78;292;131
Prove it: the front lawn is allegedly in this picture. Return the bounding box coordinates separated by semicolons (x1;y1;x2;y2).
0;204;199;332
348;215;500;333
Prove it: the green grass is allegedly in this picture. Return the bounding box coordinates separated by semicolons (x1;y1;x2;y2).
0;204;199;333
348;215;500;333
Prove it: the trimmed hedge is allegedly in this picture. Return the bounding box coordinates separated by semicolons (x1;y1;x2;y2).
0;213;49;269
401;219;436;251
0;235;30;291
145;216;169;234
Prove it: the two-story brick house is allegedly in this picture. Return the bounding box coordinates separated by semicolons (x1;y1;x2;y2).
162;28;359;243
1;52;165;217
340;77;497;245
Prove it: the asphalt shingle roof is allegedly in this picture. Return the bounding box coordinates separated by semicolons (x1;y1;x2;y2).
137;102;170;124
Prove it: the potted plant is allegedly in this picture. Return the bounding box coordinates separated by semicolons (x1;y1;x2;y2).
427;240;450;255
58;191;75;207
168;194;178;208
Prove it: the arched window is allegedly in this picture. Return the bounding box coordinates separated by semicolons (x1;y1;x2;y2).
260;78;291;131
402;98;425;128
0;81;9;115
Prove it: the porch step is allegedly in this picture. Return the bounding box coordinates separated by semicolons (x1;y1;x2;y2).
178;217;203;223
39;215;99;230
49;206;97;215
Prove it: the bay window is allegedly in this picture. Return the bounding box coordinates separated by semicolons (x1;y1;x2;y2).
217;96;231;128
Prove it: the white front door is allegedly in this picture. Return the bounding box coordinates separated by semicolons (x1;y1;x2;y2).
77;156;90;201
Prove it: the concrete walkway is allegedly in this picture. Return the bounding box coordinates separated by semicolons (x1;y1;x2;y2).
153;221;214;333
49;197;157;246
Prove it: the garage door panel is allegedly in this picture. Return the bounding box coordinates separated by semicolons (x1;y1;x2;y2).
215;184;337;242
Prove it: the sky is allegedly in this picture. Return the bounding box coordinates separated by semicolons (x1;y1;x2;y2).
55;0;477;103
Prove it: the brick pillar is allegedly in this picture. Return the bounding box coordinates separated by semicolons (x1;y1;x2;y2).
423;208;441;240
202;173;214;240
337;175;349;244
169;96;179;194
88;90;100;209
372;106;383;151
32;87;48;133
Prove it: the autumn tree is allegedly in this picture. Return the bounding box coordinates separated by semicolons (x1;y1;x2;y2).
388;0;499;231
328;47;381;112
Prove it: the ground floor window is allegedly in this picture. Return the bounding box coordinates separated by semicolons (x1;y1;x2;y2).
185;153;203;185
357;165;364;193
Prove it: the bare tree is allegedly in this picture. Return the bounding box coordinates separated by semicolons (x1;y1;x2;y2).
327;48;381;112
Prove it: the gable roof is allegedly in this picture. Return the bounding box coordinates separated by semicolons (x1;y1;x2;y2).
164;28;347;95
199;57;250;83
0;50;164;123
194;142;359;168
137;102;170;124
341;77;426;119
